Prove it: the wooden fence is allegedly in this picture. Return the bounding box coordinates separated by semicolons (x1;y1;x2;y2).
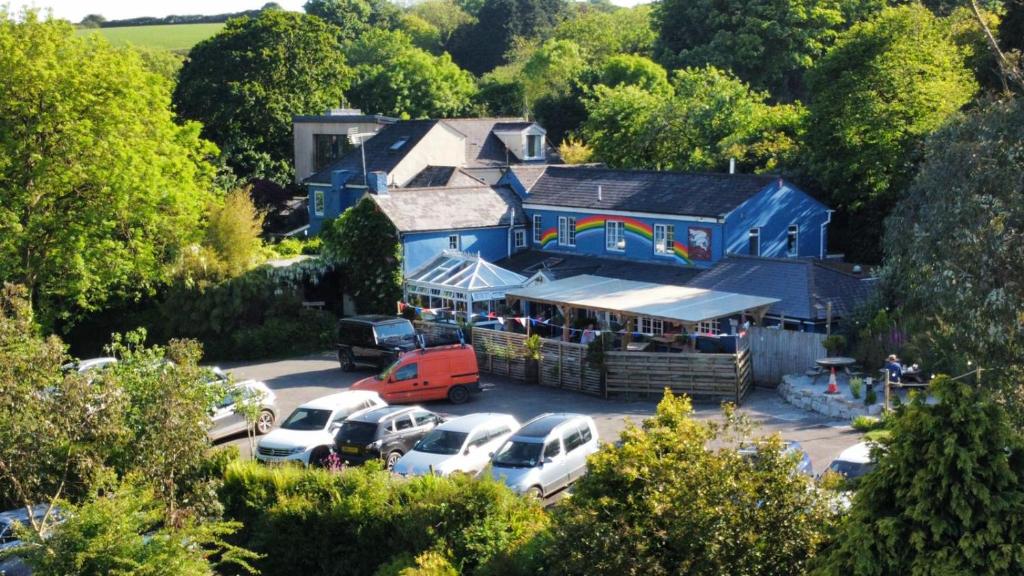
748;326;826;386
604;348;752;404
537;338;603;395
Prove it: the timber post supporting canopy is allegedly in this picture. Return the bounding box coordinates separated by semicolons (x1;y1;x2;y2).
404;250;529;320
505;274;779;328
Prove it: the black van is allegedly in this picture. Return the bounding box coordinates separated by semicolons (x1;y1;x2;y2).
337;315;418;371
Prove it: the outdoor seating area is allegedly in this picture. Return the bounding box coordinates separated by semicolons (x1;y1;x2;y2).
401;250;528;321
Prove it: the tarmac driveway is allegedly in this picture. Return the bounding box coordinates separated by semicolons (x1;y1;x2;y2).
220;351;863;475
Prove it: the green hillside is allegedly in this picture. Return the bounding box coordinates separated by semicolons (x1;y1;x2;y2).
76;23;224;52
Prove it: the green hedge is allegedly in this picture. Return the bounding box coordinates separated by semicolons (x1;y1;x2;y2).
219;461;549;576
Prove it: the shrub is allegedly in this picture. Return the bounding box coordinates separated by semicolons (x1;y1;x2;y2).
851;415;883;432
849;377;862;399
823;334;847;356
219;460;548;576
273;237;303;257
865;387;878;406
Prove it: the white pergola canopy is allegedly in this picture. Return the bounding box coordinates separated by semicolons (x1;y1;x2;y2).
505;274;778;324
405;251;528;313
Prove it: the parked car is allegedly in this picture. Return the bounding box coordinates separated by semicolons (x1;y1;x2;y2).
60;357;118;374
350;344;480;404
333;406;444;470
392;413;519;477
256;391;386;466
337;315;418;371
1;504;60;576
209;376;278;442
824;441;876;485
738;439;814;477
488;413;600;498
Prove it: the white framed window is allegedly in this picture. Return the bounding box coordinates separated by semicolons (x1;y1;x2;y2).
639;317;664;335
787;225;799;257
654;223;675;255
698;320;719;335
606;220;625;252
558;216;576;246
526;134;542;159
448;235;460;250
533;214;543;243
749;228;760;256
313;190;325;216
514;229;526;248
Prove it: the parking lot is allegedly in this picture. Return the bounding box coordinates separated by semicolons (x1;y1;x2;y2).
220;350;863;475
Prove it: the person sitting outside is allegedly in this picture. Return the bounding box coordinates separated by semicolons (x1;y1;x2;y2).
885;354;903;383
580;323;597;346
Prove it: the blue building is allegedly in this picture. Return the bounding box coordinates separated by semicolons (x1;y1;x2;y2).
302;117;552;234
501;166;833;268
366;183;528;274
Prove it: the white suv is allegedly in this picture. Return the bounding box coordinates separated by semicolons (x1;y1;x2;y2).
392;413;519;477
256;391;385;466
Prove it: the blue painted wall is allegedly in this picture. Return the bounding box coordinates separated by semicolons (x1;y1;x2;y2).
525;209;724;269
723;182;831;258
307;170;367;235
403;227;528;273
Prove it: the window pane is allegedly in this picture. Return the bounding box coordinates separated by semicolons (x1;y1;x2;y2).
395;363;418;381
568;217;576;245
544;440;561;458
533;215;542;242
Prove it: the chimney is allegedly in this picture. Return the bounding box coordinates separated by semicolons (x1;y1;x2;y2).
729;158;736;174
367;171;388;195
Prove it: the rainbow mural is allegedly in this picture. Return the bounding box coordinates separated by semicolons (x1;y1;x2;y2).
539;215;692;265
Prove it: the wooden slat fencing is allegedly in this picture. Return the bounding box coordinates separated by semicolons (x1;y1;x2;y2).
471;328;529;381
604;348;752;404
748;326;826;386
538;339;603;395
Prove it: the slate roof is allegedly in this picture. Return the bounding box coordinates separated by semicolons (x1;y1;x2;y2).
525;166;778;218
686;255;877;321
405;166;457;187
507;165;549;192
305;120;438;184
370;186;526;233
492;121;537;132
441;118;559;166
496;250;703;286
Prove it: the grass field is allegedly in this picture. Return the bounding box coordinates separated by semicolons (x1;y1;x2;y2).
76;23;224;52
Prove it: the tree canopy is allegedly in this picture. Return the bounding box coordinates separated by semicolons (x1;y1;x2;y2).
0;12;217;329
304;0;401;39
173;10;352;186
551;5;656;63
543;391;833;575
882;97;1024;412
814;376;1024;575
321;197;402;314
654;0;845;99
448;0;569;75
346;29;477;118
583;67;804;173
805;4;976;262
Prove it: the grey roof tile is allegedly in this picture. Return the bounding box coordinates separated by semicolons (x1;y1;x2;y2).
370;185;526;233
496;250;703;286
304;120;438;184
526;166;777;218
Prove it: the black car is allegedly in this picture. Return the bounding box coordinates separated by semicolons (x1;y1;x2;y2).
337;315;418;371
334;406;443;470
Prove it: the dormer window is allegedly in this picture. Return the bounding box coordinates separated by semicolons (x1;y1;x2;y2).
526;134;541;159
390;138;409;151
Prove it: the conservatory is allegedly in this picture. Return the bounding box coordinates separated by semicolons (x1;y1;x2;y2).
402;251;529;321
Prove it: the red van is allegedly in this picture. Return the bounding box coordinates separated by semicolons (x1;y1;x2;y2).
350;345;480;404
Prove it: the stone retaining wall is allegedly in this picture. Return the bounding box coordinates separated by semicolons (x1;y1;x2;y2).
777;374;883;420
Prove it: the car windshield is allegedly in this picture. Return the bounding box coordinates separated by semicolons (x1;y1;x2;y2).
376;358;401;381
828;460;874;479
280;408;332;431
374;322;414;342
414;430;468;455
337;421;378;444
492;440;543;468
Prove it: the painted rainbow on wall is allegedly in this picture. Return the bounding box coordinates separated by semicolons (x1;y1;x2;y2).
539;215;692;264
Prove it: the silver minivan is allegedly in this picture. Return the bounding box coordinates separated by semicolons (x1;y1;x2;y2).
487;413;599;498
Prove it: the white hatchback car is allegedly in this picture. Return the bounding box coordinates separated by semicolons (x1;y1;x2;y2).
392;413;519;477
256;391;386;466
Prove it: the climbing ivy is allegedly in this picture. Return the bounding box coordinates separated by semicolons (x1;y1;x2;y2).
322;198;403;314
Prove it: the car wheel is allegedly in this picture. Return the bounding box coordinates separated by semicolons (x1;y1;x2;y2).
309;446;331;468
447;385;469;404
385;451;402;471
255;409;275;435
526;486;543;500
339;350;355;372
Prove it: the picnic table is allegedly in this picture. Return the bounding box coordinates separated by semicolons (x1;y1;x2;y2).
812;356;858;384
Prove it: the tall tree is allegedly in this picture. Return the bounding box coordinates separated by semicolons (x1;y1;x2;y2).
583;67;804;173
448;0;568;75
814;376;1024;575
321;198;402;314
883;98;1024;413
805;5;977;262
304;0;400;40
0;12;217;328
654;0;845;100
407;0;475;52
552;5;656;63
543;391;833;575
346;29;477;118
174;10;352;186
598;54;673;95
